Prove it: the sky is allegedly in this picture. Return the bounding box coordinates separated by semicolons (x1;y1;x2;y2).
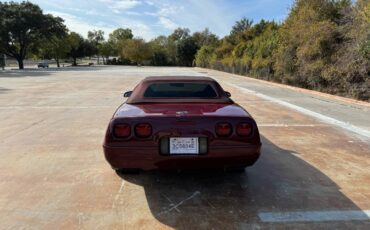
14;0;294;40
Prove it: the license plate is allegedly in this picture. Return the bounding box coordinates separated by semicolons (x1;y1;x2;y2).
170;137;199;154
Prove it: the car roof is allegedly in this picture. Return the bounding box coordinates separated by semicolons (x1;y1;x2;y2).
142;76;216;82
126;76;233;104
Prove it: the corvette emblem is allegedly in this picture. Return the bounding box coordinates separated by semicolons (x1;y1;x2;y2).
176;111;188;116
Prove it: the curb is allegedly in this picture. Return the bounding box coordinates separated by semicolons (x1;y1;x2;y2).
196;67;370;108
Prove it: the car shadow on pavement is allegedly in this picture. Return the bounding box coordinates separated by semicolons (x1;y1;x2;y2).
117;135;366;229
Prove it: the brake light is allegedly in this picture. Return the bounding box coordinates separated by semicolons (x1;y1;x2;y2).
237;123;252;136
216;122;232;136
114;124;131;138
135;123;152;137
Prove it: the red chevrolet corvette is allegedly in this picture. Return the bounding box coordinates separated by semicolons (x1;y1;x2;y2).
103;76;261;172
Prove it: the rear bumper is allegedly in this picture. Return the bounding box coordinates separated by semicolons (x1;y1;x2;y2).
103;144;261;170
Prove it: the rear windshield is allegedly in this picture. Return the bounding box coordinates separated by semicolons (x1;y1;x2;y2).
143;83;218;98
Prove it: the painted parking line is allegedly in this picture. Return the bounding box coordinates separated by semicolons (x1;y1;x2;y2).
258;124;324;127
0;106;113;109
259;210;370;222
229;83;370;139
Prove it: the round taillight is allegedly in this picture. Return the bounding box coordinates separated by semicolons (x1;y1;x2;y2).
216;122;232;137
135;123;152;138
114;124;131;138
237;123;252;136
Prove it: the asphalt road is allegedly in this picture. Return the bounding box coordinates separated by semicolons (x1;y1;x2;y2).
0;66;369;229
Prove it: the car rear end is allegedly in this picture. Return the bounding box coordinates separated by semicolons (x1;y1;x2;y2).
103;114;261;171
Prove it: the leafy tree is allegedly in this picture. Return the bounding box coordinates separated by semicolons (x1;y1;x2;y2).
229;17;253;44
353;0;370;61
99;41;114;64
169;28;190;41
195;45;216;67
67;32;84;66
332;0;370;99
165;37;178;65
274;0;348;88
88;30;104;63
168;28;198;66
192;28;219;47
248;22;279;77
40;35;70;67
122;38;151;65
214;38;234;60
82;39;97;58
108;28;133;56
177;37;198;66
148;36;171;66
0;1;66;69
231;17;253;36
109;28;133;43
37;18;69;68
151;51;168;66
88;30;104;44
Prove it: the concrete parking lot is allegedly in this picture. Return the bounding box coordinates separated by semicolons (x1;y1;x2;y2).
0;66;369;229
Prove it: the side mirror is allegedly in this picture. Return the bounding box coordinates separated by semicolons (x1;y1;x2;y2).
225;91;231;98
123;91;132;98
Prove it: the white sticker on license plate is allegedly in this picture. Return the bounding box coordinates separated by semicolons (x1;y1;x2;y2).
170;137;199;154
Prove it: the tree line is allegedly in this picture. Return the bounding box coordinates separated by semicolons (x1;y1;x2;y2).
195;0;369;101
0;1;216;68
0;0;369;101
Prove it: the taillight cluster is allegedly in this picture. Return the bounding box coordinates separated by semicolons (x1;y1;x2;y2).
236;123;252;136
114;124;131;138
113;123;152;138
215;122;232;136
215;122;252;137
135;123;152;138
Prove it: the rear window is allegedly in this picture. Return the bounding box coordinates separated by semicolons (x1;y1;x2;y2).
143;83;218;98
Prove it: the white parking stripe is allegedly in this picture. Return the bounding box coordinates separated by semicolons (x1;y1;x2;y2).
259;210;370;222
0;106;112;109
229;83;370;139
258;124;321;127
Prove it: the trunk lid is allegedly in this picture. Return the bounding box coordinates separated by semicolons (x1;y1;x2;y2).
114;103;251;118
